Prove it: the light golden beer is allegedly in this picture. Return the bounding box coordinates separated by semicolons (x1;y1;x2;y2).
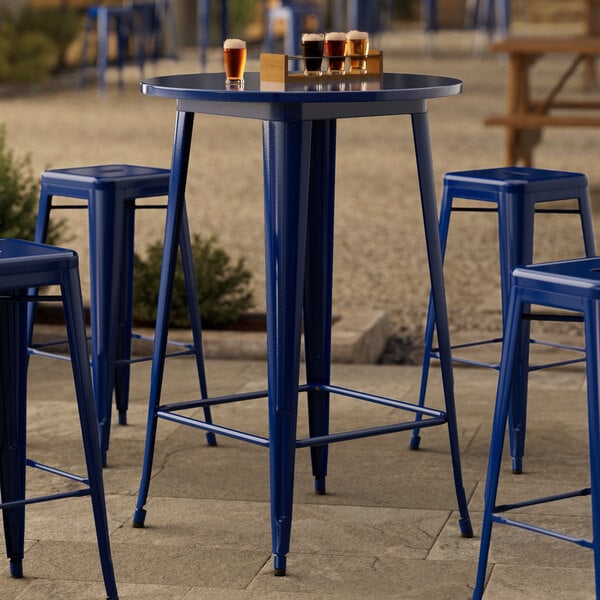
324;32;347;74
347;30;369;74
223;38;247;86
301;33;324;76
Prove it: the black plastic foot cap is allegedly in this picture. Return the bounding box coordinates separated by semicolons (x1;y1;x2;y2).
132;508;146;528
10;559;23;578
274;567;286;576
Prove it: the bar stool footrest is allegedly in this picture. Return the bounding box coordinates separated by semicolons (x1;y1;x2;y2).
156;383;450;449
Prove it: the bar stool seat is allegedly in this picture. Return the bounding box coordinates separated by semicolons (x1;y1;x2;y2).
0;239;118;599
415;166;596;473
473;256;600;599
30;164;215;465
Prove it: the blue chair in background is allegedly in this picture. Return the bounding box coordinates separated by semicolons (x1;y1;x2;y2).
264;0;323;58
0;239;118;599
198;0;229;69
473;256;600;598
80;5;133;92
80;2;176;91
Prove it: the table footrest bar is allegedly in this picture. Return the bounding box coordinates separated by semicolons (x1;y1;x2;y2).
320;384;446;418
530;356;586;371
0;488;91;510
161;389;269;413
295;415;448;448
492;513;593;549
119;348;195;366
495;487;591;513
157;410;270;447
430;350;500;370
530;338;584;353
28;347;71;362
26;458;90;485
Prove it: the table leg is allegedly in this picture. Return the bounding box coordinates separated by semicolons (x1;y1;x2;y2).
262;119;312;575
134;109;214;526
303;120;336;495
411;112;472;537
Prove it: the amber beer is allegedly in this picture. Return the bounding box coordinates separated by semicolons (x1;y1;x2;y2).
301;33;324;76
223;38;247;86
324;32;347;74
347;30;369;74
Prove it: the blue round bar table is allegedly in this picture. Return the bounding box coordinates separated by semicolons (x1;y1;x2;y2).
133;71;473;575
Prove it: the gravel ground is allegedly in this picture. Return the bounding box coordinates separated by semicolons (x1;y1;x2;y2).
2;26;599;350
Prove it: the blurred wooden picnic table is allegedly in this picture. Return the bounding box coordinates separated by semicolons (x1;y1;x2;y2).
485;0;600;166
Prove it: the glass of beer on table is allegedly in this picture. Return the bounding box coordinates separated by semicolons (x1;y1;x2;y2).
301;33;324;76
324;32;347;74
347;30;369;74
223;38;247;87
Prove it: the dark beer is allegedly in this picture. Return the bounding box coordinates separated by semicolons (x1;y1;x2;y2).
301;33;324;76
324;32;347;74
347;30;369;74
223;39;247;86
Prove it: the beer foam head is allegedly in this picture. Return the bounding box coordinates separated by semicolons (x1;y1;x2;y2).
302;33;323;42
223;38;246;49
347;30;369;40
325;32;347;41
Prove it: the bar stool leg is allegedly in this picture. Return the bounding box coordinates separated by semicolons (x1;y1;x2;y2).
263;119;311;575
97;7;109;94
411;183;454;450
114;199;136;425
0;298;27;578
303;120;336;495
473;287;523;599
27;185;53;339
61;266;118;599
88;192;126;464
412;112;472;536
499;196;535;474
583;299;600;594
579;187;597;257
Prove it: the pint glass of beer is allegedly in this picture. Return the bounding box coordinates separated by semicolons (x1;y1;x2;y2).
324;32;347;74
347;30;369;74
301;33;324;76
223;38;247;87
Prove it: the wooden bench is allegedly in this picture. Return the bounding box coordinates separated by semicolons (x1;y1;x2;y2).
485;35;600;165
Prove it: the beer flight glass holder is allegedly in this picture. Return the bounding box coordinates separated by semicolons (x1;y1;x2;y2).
259;51;383;84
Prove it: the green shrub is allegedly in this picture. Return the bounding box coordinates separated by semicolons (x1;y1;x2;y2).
0;6;81;84
0;124;61;243
18;6;82;70
133;234;255;328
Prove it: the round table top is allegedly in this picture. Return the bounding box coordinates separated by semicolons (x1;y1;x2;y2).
141;72;463;104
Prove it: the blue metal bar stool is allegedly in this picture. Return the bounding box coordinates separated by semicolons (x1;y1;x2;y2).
198;0;229;70
130;2;161;73
413;167;596;474
30;164;215;465
0;239;118;599
473;256;600;599
263;0;323;58
80;5;134;93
